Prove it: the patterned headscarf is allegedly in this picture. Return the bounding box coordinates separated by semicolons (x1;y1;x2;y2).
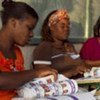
48;9;69;27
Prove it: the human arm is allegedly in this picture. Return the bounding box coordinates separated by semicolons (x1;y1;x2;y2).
33;42;89;78
0;68;58;90
34;64;58;80
63;42;91;77
85;60;100;67
60;62;90;78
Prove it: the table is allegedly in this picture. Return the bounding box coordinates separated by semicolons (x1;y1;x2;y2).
76;77;100;96
76;77;100;84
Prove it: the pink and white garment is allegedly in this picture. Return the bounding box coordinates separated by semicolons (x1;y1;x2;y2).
17;74;78;99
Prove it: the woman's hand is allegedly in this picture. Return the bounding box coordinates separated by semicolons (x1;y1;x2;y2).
34;68;58;81
75;62;91;75
63;61;91;78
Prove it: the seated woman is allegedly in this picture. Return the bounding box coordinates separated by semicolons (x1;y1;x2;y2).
80;17;100;67
0;0;57;99
33;9;90;78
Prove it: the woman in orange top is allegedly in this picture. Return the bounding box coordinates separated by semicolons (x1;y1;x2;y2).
0;0;58;100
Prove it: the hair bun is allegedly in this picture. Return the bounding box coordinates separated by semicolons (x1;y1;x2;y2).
2;0;13;8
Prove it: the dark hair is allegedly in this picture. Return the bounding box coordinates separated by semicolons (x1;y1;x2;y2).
41;10;57;42
93;16;100;37
1;0;39;25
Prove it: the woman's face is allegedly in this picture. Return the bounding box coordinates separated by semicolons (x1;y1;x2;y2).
13;16;37;46
50;18;70;41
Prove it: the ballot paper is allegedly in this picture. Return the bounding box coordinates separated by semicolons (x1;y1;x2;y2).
12;92;96;100
84;67;100;78
17;74;78;99
36;92;96;100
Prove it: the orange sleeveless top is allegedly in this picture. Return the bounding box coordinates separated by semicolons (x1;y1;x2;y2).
0;46;24;100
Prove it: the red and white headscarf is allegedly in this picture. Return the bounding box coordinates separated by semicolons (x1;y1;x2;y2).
48;9;69;27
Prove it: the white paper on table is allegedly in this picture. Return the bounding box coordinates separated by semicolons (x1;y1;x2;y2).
12;92;96;100
36;92;96;100
84;67;100;78
17;74;78;99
